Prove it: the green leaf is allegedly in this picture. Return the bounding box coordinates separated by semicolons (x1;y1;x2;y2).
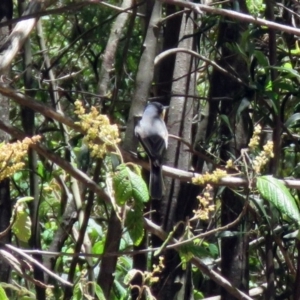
130;169;149;203
94;283;106;300
179;241;211;269
285;113;300;128
220;114;233;135
72;283;82;300
194;289;204;300
270;66;300;79
257;176;300;225
274;81;296;93
16;197;34;204
124;269;140;285
113;279;129;300
113;164;133;205
208;243;219;258
92;240;105;255
0;285;8;300
113;164;149;205
12;204;32;243
125;209;144;246
253;50;269;67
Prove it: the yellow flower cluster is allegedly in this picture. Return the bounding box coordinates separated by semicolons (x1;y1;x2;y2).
146;256;164;283
226;159;233;168
193;184;215;220
248;124;261;150
252;140;274;174
74;100;121;158
0;136;40;181
192;168;227;185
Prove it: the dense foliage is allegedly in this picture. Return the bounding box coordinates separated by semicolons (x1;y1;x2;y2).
1;0;300;299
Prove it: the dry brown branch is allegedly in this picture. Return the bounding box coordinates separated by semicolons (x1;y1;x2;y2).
160;0;300;36
144;218;254;300
155;48;245;84
1;244;73;286
1;83;300;190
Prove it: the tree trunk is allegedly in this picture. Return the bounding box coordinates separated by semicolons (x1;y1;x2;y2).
205;1;251;299
0;0;13;283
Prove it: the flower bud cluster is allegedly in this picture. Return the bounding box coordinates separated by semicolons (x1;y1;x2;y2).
74;100;120;158
0;136;40;181
192;168;227;185
193;184;215;220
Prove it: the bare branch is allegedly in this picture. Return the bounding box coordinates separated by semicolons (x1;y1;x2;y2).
144;218;254;300
2;244;73;286
159;0;300;36
155;48;245;85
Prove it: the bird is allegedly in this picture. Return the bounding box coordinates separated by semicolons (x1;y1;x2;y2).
135;102;168;200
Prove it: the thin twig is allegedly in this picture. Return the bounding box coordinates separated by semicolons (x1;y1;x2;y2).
3;244;73;287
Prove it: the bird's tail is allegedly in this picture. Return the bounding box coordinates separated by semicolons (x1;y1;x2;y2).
150;162;163;200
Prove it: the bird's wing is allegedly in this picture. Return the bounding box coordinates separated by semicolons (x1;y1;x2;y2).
135;117;167;165
140;134;166;160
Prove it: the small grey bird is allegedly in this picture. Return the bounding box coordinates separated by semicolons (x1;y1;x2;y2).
135;102;168;199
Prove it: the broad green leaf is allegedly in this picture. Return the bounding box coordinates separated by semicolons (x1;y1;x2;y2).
0;285;8;300
125;209;144;246
274;81;296;93
92;240;105;255
220;114;233;135
130;169;149;203
113;164;149;205
208;243;219;258
257;176;300;225
113;164;133;205
285;113;300;128
253;50;269;67
194;290;205;300
113;279;128;300
179;242;211;269
270;66;300;79
72;283;82;300
12;204;32;243
94;283;106;300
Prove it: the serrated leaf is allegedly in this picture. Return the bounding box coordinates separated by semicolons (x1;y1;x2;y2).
113;164;133;205
130;169;149;203
12;204;32;242
125;209;144;246
113;164;149;205
257;176;300;225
